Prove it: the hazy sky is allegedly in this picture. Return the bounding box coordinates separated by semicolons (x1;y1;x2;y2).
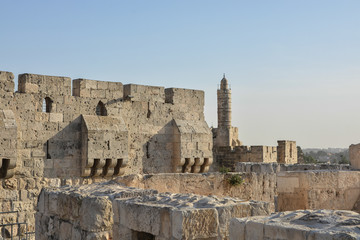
1;1;359;148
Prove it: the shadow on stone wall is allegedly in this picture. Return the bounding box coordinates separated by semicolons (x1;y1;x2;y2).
43;116;82;178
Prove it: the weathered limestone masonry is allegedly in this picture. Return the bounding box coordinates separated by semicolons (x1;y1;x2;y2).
214;146;277;170
116;173;277;208
36;181;157;240
277;140;297;164
0;71;213;235
235;162;351;173
114;192;270;240
277;170;360;212
349;143;360;170
212;76;298;171
229;209;360;240
214;141;297;171
36;181;273;240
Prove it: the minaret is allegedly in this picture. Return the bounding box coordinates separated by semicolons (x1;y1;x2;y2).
217;74;232;128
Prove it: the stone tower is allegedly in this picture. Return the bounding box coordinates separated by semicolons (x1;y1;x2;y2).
213;75;241;147
217;74;232;128
277;140;297;164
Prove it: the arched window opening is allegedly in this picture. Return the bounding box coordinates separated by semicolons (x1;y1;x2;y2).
96;101;107;116
42;97;53;113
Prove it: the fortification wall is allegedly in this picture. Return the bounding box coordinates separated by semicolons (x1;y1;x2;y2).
214;145;277;171
277;140;297;164
115;172;277;206
235;162;351;173
0;70;212;236
277;170;360;212
214;141;297;171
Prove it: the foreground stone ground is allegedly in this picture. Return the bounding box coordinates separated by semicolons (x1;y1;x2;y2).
230;209;360;240
36;181;272;239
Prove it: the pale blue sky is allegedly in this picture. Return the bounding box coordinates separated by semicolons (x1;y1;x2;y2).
1;1;360;148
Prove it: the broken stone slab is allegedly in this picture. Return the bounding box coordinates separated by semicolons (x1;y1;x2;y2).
229;209;360;240
113;192;272;240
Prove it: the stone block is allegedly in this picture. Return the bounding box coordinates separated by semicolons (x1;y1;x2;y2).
59;221;72;240
229;218;245;240
91;89;106;98
350;143;360;170
80;196;113;232
49;113;63;122
97;81;109;90
277;175;299;193
18;73;71;96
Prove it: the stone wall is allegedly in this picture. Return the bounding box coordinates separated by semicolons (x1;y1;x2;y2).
277;170;360;212
115;172;277;207
235;162;351;173
36;181;273;240
36;181;157;240
229;209;360;240
350;143;360;170
277;140;297;164
0;70;213;236
114;193;271;240
214;144;284;171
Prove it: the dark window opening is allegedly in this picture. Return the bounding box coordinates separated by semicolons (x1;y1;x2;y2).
147;102;151;118
146;142;150;158
42;97;53;113
46;140;51;159
0;159;10;178
131;230;155;240
1;227;11;238
96;101;107;116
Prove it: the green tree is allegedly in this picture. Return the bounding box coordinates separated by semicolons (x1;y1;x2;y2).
338;155;349;164
303;155;318;164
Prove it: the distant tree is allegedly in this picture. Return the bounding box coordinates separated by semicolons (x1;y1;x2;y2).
303;155;318;164
338;155;350;164
297;146;304;163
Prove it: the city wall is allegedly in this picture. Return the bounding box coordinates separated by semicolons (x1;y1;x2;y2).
116;172;277;205
0;70;213;234
214;141;296;171
277;170;360;212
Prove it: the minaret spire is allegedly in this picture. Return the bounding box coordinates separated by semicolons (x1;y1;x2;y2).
217;75;231;128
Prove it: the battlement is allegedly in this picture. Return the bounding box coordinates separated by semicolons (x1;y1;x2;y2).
0;70;211;178
165;87;204;105
18;73;71;96
124;84;165;102
73;78;123;99
215;141;297;170
2;72;206;110
0;71;15;93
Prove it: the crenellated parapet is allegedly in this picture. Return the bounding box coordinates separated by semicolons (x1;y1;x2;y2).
18;73;71;96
